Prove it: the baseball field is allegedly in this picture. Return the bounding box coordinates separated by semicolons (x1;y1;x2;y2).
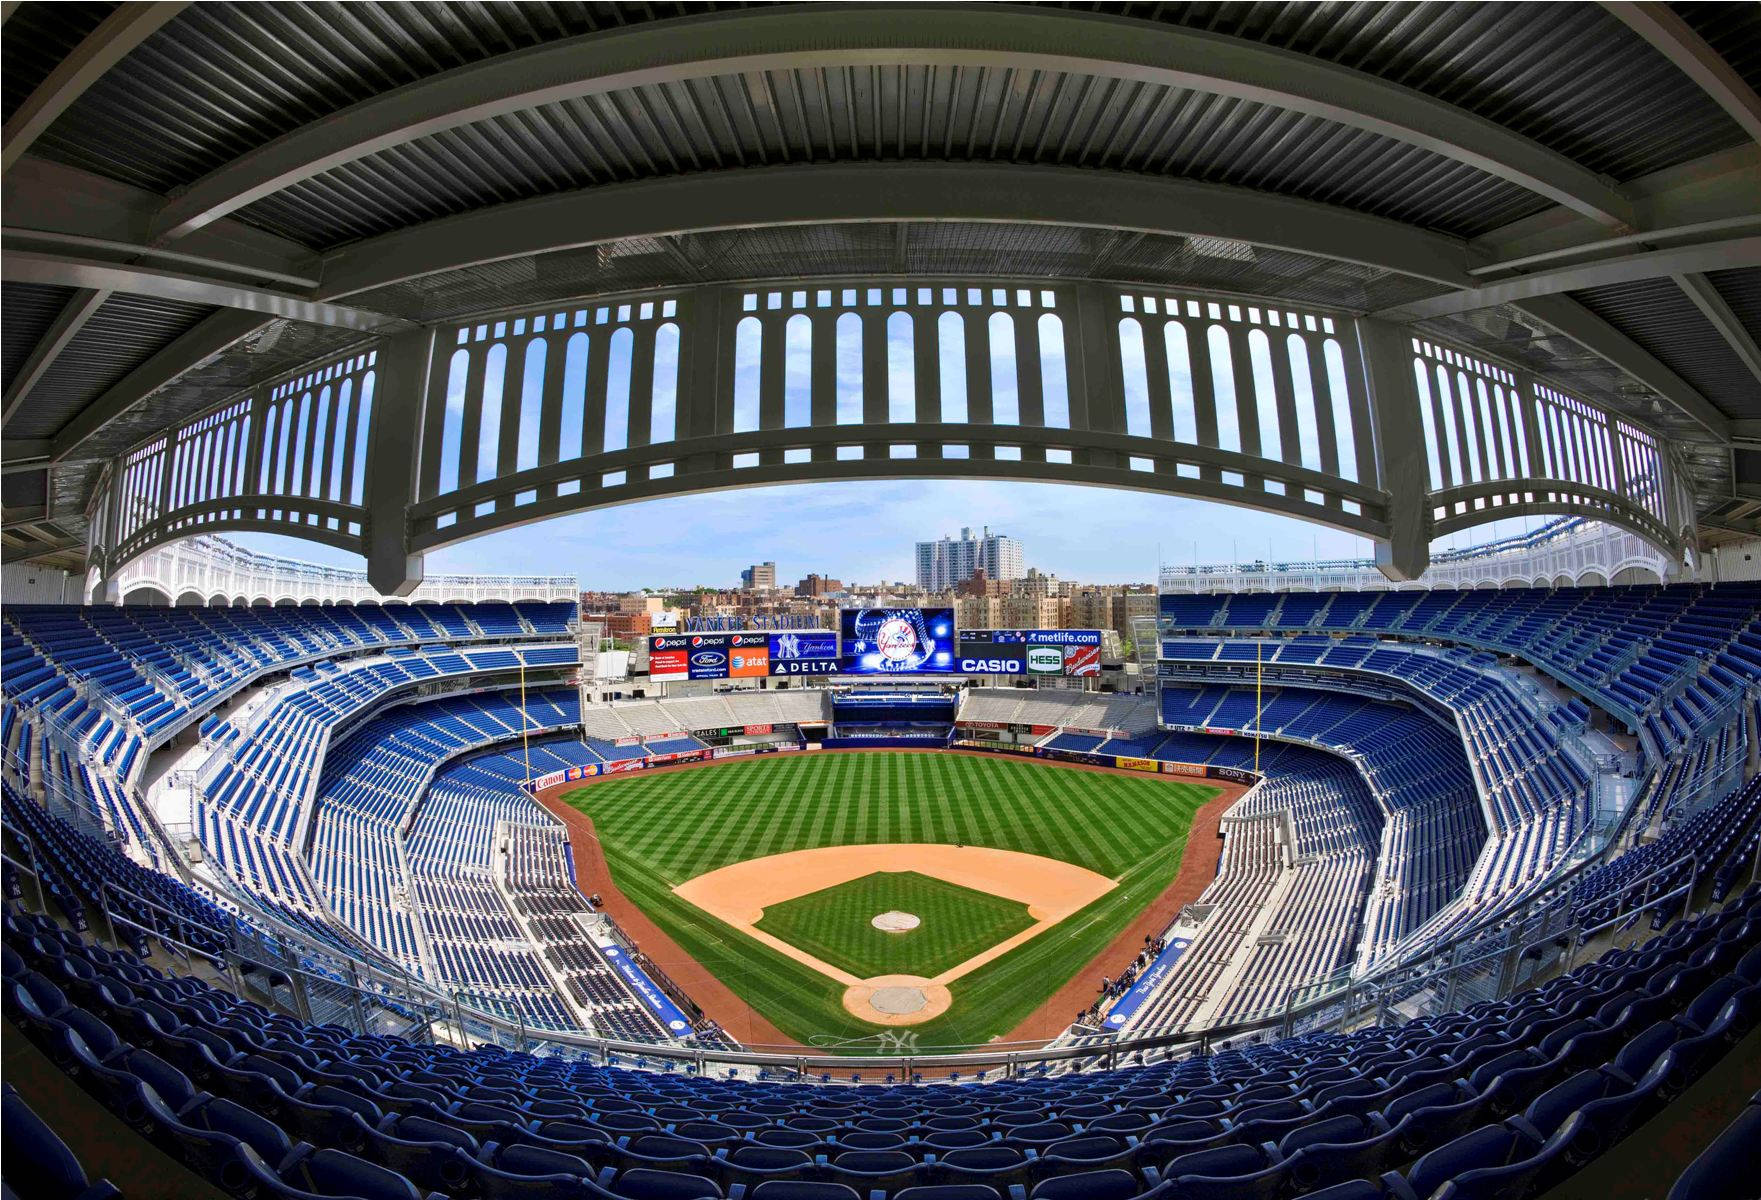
560;751;1217;1049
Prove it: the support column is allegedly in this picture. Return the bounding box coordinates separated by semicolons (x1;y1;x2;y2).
365;329;436;596
1068;285;1125;469
677;287;727;478
1356;317;1431;581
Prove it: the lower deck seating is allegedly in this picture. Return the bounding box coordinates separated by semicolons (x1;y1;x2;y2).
6;880;1757;1200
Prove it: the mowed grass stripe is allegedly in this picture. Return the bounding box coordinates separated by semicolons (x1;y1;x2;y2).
566;753;1215;1049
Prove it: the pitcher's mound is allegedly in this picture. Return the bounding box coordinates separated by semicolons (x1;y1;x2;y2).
871;911;921;933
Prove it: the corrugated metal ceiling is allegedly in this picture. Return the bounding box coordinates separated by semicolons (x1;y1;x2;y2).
11;2;1748;252
238;68;1544;248
1573;276;1760;422
1;282;79;393
6;294;215;441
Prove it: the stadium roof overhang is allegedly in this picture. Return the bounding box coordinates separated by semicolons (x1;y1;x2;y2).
3;1;1759;566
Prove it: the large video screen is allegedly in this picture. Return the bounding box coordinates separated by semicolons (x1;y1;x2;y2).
839;608;957;674
958;629;1103;676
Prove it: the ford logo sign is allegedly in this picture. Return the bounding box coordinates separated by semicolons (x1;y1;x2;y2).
692;651;726;667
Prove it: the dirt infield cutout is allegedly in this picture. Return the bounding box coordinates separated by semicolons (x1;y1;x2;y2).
672;843;1115;1025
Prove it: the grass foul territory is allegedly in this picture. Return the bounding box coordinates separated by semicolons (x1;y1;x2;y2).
562;752;1216;1050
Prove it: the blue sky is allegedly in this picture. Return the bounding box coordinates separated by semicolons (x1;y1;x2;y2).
231;482;1556;592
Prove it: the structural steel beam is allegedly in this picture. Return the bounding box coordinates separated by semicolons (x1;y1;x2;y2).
0;440;51;473
1674;273;1761;388
2;250;410;333
151;5;1636;241
48;309;280;463
1;3;185;175
2;288;109;426
1606;2;1761;147
316;163;1484;296
1513;294;1729;439
1376;237;1761;321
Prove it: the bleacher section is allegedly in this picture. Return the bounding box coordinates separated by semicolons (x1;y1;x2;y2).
959;687;1158;735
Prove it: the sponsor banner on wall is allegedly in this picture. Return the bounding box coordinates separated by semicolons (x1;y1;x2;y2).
687;634;731;680
744;723;774;736
605;758;647;775
1117;756;1161;773
960;720;1010;732
614;735;642;747
1206;727;1239;737
956;650;1025;673
1063;643;1101;677
768;631;839;676
647;634;691;682
1160;761;1207;777
598;945;693;1035
1103;936;1193;1029
1210;765;1257;784
713;747;757;760
728;633;770;678
960;630;1102;676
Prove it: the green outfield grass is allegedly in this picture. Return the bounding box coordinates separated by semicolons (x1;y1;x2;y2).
754;870;1036;980
561;751;1216;1050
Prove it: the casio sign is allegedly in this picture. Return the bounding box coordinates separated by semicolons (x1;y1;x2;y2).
960;657;1021;673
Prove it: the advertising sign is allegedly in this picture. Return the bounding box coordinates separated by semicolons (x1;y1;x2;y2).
744;723;774;736
598;945;693;1035
839;608;956;674
1117;756;1161;773
957;629;1103;676
955;647;1024;673
1062;643;1101;677
648;634;691;682
728;632;769;678
768;630;840;676
687;634;731;680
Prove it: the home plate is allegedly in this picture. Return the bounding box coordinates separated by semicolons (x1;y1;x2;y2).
870;986;928;1015
872;911;921;933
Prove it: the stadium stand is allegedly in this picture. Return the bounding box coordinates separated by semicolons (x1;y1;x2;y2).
4;826;1757;1199
8;3;1761;1191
